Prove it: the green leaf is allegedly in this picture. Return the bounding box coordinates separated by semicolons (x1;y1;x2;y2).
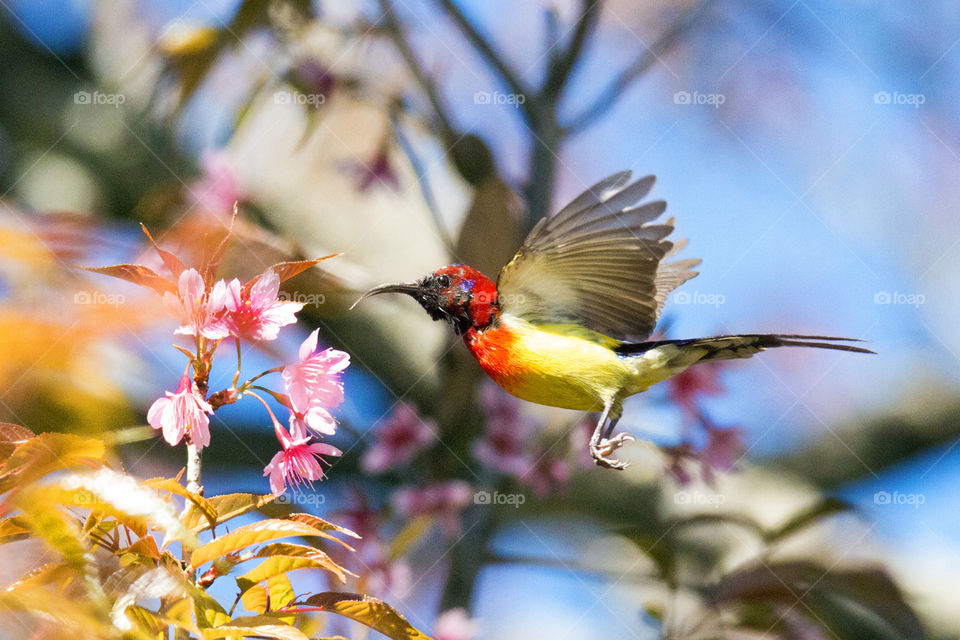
389;515;434;561
298;592;433;640
203;615;310;640
183;492;277;534
190;519;354;570
713;561;925;640
764;498;853;543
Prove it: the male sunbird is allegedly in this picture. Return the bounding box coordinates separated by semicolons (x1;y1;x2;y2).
354;172;872;470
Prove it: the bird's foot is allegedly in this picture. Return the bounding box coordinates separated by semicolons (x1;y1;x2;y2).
590;433;635;470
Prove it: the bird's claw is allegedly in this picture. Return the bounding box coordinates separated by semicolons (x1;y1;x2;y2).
590;433;635;470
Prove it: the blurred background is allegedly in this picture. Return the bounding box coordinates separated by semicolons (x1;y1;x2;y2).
0;0;957;638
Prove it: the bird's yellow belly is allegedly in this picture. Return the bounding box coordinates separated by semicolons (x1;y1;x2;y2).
465;318;639;411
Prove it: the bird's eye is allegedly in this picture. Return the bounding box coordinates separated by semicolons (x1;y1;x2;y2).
435;275;451;288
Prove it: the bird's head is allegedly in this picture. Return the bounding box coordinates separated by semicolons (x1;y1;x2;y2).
352;265;499;334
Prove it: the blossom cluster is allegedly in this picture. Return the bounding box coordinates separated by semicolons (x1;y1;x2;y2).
89;221;348;495
663;361;746;484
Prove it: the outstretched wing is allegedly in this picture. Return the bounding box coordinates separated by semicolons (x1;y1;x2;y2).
497;171;700;341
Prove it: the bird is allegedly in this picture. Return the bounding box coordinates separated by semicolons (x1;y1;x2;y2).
352;171;873;470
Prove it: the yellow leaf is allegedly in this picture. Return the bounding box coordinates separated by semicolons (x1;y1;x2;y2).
190;519;353;570
203;615;310;640
299;592;432;640
184;492;277;534
143;476;218;532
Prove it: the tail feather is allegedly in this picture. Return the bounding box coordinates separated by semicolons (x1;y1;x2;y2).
615;334;875;361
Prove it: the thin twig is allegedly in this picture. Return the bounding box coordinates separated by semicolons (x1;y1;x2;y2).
434;0;534;121
564;1;709;133
541;0;604;100
378;0;458;141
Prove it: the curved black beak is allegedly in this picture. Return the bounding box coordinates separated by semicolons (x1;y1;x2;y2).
349;283;424;310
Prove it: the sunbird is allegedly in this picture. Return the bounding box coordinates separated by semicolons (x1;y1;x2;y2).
354;172;872;470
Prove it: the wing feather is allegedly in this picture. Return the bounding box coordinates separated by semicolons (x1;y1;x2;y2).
497;172;700;340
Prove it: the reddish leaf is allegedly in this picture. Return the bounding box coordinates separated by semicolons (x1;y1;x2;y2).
76;264;177;296
199;206;237;284
0;423;34;459
140;223;186;278
244;255;341;290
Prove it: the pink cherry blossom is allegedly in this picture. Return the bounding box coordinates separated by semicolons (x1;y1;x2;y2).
701;423;746;475
147;373;213;449
263;422;341;495
190;149;245;215
472;384;539;476
391;481;473;535
520;455;570;497
282;329;350;437
667;361;724;420
334;496;411;598
220;270;303;341
434;608;480;640
164;268;229;340
361;403;435;474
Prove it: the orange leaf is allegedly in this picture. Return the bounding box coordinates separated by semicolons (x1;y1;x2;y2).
140;223;186;278
76;264;178;296
245;255;341;290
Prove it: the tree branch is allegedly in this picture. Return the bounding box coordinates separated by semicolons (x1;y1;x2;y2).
434;0;534;121
541;0;603;101
564;1;708;134
378;0;458;142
